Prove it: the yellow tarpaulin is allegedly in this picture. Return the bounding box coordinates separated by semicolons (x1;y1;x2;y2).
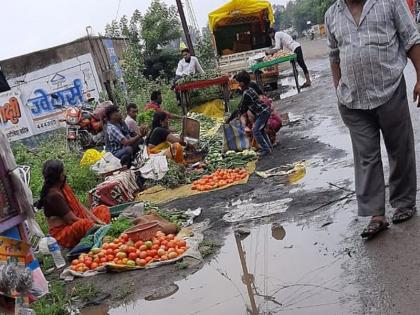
208;0;275;32
136;161;257;205
191;99;225;120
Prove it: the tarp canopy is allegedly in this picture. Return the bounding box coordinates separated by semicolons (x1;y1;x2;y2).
208;0;275;32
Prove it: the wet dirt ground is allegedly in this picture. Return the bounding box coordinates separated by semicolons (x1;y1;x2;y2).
80;40;420;315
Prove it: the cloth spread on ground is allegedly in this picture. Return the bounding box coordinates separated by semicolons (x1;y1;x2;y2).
60;222;207;280
136;161;256;204
89;170;139;208
49;185;111;249
140;156;169;180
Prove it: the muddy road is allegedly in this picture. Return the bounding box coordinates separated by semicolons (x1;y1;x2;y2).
80;40;420;315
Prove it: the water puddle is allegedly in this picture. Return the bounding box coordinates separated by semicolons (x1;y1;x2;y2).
83;207;358;315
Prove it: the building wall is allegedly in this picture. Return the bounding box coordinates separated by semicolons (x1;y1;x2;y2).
0;37;127;142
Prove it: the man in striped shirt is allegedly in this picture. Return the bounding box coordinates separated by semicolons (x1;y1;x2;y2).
325;0;420;238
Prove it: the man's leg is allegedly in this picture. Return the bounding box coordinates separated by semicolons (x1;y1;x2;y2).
338;105;386;217
377;78;417;220
113;146;134;167
253;111;271;155
294;47;311;87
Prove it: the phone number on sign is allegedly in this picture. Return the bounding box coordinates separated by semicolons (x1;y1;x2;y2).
36;119;59;130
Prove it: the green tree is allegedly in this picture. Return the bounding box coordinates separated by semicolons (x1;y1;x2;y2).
196;29;216;70
141;0;181;56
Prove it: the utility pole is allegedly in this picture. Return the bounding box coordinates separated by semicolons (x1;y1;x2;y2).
175;0;195;55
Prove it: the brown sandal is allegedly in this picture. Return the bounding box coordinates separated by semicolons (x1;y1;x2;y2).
392;207;416;224
361;220;389;239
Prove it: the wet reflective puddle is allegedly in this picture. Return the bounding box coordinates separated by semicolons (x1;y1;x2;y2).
83;207;357;315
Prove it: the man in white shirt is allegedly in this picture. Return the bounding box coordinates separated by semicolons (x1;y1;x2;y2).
124;103;148;136
176;48;204;77
268;28;311;88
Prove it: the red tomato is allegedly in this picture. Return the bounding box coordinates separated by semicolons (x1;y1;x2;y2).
139;245;148;251
84;259;92;268
102;243;110;250
128;252;138;260
106;249;113;255
168;252;178;260
121;234;129;242
145;256;153;263
135;241;143;249
152;244;160;250
72;259;79;266
177;240;187;247
128;247;137;254
150;249;158;257
137;259;147;266
160;245;168;251
100;257;107;263
107;255;115;261
90;262;99;270
139;251;147;259
167;241;176;248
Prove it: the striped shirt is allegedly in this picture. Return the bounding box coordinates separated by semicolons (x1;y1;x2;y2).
325;0;420;109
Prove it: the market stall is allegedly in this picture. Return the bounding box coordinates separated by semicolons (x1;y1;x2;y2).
175;72;231;115
250;51;300;93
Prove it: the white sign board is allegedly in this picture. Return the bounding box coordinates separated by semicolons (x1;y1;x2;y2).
0;53;102;141
0;91;32;141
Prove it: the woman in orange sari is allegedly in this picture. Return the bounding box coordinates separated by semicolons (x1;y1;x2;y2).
38;160;111;249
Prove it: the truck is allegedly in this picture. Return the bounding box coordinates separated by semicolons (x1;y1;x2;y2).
208;0;279;89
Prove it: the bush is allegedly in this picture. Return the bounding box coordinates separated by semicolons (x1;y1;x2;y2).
12;134;99;206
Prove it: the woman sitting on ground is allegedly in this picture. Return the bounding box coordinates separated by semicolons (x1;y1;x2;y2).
146;111;185;163
38;160;111;249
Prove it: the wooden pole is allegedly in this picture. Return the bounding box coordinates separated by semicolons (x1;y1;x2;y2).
175;0;195;55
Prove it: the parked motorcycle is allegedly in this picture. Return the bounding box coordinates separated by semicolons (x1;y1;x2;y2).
53;94;105;152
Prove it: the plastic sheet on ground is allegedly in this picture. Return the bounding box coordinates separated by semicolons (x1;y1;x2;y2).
60;222;207;281
256;161;306;183
136;161;256;205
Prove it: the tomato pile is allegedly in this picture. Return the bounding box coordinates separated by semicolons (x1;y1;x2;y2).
71;231;188;272
191;168;248;191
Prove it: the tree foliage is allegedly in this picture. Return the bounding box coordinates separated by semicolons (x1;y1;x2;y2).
274;0;336;34
195;29;216;70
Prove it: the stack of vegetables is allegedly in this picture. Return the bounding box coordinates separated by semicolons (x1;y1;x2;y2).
192;168;248;192
177;70;225;106
70;231;189;272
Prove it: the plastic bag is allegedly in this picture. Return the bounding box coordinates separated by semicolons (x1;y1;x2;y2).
81;149;105;167
91;152;122;174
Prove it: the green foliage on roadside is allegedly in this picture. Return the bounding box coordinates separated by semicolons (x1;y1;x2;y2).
12;135;99;206
274;0;336;34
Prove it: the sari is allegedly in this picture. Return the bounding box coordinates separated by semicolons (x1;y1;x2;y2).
49;184;111;249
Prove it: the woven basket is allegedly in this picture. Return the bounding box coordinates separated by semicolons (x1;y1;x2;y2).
124;221;160;242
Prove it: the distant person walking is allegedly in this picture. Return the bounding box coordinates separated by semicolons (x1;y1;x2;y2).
325;0;420;238
268;28;311;88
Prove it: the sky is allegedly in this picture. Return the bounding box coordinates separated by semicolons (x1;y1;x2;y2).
0;0;287;61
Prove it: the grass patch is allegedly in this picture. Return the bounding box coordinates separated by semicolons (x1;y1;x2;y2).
114;281;135;300
32;281;98;315
12;134;100;206
198;240;221;258
176;260;190;270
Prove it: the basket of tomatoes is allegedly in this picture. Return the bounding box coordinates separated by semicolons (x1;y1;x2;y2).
191;168;248;192
123;221;161;242
70;231;189;273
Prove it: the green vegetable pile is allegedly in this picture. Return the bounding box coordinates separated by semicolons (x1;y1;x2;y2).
177;70;223;85
145;204;189;227
137;109;155;127
106;218;134;238
207;150;257;170
189;86;223;106
145;160;191;189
